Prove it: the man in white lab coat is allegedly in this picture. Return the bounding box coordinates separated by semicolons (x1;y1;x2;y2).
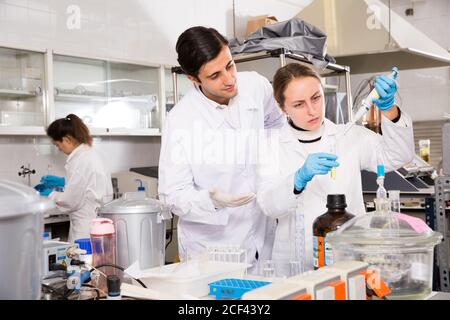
158;27;285;270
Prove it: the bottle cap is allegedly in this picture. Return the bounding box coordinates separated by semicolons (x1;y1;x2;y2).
136;179;145;192
107;275;121;297
326;194;347;209
377;164;385;177
90;218;115;236
74;238;92;254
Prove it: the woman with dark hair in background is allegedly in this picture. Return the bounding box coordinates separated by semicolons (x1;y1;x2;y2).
35;114;113;242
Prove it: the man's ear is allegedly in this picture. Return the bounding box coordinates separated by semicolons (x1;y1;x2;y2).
187;74;201;86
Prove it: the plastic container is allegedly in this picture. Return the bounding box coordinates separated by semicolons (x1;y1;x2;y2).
74;238;93;266
209;278;271;300
0;180;54;299
90;218;116;267
327;207;443;299
138;261;250;298
90;218;116;292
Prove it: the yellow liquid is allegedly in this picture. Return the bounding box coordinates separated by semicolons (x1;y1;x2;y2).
420;148;430;163
330;168;336;180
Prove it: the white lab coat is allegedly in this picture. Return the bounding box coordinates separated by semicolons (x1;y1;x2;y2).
49;143;113;243
158;71;285;269
257;113;415;276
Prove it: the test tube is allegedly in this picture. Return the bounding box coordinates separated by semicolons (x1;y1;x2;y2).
330;168;336;181
289;260;302;277
226;246;231;262
389;190;401;213
231;246;240;263
262;260;275;278
329;137;337;181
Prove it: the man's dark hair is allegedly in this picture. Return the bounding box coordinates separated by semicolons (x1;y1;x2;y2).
176;26;229;79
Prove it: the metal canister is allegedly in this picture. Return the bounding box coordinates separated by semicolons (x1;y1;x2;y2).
0;180;54;299
97;192;172;270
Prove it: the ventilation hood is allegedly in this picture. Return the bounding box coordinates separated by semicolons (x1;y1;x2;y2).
296;0;450;74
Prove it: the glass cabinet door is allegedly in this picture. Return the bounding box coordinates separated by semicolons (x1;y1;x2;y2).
53;54;160;132
164;67;193;113
0;47;45;128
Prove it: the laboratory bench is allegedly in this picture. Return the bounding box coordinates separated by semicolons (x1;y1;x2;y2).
41;277;450;300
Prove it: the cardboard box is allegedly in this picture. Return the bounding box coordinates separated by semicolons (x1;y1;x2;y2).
246;15;278;36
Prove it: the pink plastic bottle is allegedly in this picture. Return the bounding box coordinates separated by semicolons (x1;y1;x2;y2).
90;218;116;283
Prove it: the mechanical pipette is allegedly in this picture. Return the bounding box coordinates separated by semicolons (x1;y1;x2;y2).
343;67;398;135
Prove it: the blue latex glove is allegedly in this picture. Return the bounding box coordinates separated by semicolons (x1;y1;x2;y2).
294;153;339;191
34;184;52;197
40;175;65;188
372;73;398;111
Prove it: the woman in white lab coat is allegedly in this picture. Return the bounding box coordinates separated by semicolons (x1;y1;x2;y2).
257;63;415;276
44;114;113;242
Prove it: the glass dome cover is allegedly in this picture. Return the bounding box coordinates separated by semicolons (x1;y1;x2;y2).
327;202;442;248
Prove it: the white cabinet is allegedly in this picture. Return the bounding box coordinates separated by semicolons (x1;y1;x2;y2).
52;54;162;135
0;45;171;136
0;47;46;134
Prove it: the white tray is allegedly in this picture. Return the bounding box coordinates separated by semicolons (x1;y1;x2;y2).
126;260;250;298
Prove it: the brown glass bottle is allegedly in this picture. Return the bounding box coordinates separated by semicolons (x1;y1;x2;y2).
313;194;355;270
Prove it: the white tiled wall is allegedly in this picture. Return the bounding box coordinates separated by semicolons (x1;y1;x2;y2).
0;0;231;65
0;0;309;186
351;0;450;122
0;135;161;186
0;0;308;65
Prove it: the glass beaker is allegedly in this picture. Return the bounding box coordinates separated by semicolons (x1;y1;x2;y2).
419;139;430;163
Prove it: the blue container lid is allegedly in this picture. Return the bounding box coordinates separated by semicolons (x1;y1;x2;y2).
75;238;92;254
42;232;50;239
